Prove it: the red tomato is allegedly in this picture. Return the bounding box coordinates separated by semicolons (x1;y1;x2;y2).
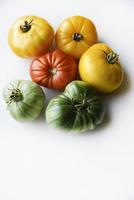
30;49;77;90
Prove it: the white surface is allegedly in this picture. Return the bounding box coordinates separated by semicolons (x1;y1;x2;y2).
0;0;134;199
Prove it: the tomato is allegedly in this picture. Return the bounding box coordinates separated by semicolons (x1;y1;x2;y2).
45;80;105;132
3;80;45;121
79;43;124;93
8;15;54;57
55;16;97;60
30;49;77;90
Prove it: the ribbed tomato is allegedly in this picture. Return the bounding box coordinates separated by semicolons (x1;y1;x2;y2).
3;80;45;121
30;49;77;90
46;80;105;132
8;15;54;58
79;43;124;93
55;16;97;60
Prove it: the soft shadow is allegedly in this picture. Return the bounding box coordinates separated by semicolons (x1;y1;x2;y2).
44;88;61;105
49;40;57;51
35;104;46;123
35;87;61;123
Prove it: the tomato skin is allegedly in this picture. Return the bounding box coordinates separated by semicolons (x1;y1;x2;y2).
3;80;45;121
79;43;124;93
46;80;105;132
30;49;77;90
55;16;97;60
8;15;54;58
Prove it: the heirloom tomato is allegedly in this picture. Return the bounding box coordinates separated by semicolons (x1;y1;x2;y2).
30;49;77;90
8;15;54;57
55;16;97;60
46;80;105;132
3;80;45;121
79;43;124;93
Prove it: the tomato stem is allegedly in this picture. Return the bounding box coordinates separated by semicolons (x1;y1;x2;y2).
72;94;90;112
49;68;57;75
107;52;119;64
7;88;23;104
72;33;83;41
20;20;33;33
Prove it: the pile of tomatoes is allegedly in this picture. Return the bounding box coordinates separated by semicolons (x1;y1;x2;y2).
3;15;124;132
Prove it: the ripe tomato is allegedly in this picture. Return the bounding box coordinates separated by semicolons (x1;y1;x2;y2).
55;16;97;60
79;43;124;93
30;49;77;90
46;81;105;132
8;15;54;57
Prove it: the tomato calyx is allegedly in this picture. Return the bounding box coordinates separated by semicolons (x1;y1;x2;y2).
72;33;83;41
20;20;33;33
48;68;57;75
7;88;23;104
107;52;119;64
72;94;91;113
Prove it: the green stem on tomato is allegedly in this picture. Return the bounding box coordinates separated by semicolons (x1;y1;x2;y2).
7;88;23;104
107;52;119;64
20;20;33;33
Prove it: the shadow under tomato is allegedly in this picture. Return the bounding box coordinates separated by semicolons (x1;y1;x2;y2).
44;87;62;105
34;87;61;123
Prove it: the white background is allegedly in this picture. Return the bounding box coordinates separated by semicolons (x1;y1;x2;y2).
0;0;134;199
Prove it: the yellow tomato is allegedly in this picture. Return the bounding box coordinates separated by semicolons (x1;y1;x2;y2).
55;16;97;60
8;15;54;57
79;43;124;93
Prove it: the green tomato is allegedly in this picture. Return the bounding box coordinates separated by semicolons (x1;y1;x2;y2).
46;80;105;132
3;80;45;121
